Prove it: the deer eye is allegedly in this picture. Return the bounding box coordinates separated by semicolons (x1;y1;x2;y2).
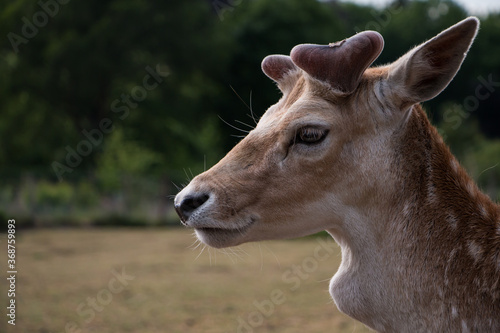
295;127;329;145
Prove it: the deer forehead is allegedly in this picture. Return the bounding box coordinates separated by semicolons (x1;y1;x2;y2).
258;69;388;135
258;97;336;133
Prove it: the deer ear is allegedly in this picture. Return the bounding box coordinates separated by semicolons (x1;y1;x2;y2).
387;17;479;107
261;55;298;83
290;31;384;94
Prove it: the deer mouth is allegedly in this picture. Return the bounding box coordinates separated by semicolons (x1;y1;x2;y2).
194;218;256;248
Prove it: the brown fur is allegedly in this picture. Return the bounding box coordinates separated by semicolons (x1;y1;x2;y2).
387;104;500;329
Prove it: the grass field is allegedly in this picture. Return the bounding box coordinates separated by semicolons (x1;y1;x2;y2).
2;228;371;333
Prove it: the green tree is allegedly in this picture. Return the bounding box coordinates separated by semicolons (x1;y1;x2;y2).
0;0;229;182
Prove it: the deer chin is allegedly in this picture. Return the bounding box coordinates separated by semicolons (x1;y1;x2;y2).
193;217;257;248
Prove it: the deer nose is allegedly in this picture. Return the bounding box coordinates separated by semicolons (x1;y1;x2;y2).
174;192;210;225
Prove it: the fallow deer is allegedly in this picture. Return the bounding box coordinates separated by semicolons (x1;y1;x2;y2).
174;17;500;332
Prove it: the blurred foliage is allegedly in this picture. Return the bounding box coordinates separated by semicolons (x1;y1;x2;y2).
0;0;499;223
35;180;74;208
95;128;161;192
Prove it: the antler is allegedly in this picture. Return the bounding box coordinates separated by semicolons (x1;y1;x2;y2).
261;55;298;83
290;31;384;94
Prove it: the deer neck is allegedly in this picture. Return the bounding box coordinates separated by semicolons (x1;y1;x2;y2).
327;104;500;331
390;105;499;253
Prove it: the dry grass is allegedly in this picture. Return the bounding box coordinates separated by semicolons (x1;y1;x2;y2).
3;228;371;333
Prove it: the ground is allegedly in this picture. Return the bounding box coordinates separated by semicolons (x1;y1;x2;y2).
2;228;371;333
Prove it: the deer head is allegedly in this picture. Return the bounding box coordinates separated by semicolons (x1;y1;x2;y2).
175;17;479;250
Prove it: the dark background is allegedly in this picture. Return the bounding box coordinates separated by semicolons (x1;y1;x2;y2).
1;0;499;227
